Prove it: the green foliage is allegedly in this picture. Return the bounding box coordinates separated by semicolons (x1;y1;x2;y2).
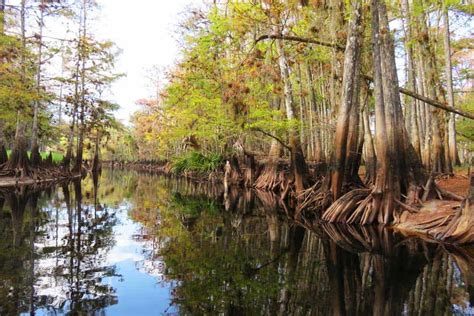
171;151;223;174
457;95;474;151
6;150;63;164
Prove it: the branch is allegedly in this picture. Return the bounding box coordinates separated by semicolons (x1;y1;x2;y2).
257;34;474;120
250;127;291;151
255;34;345;51
399;86;474;120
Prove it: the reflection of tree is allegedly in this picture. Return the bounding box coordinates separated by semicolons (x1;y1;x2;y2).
126;177;473;315
319;223;474;315
61;179;119;314
0;187;35;314
0;177;120;314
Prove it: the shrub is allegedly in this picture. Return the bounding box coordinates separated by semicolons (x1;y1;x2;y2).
171;151;222;174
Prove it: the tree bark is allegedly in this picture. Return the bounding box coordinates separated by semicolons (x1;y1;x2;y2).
330;1;363;200
275;31;309;196
31;0;46;166
73;0;88;173
6;0;30;174
443;9;460;166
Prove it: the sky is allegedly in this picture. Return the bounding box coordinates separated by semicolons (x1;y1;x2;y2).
96;0;197;124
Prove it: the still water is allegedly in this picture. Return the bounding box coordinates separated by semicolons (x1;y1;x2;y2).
0;170;473;315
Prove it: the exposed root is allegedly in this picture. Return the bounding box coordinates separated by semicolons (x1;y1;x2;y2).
434;199;474;244
321;189;371;223
296;179;331;214
254;161;288;192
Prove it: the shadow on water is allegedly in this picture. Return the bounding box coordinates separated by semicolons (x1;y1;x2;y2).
0;170;472;315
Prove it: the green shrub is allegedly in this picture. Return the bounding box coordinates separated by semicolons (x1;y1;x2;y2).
171;151;222;174
6;150;63;164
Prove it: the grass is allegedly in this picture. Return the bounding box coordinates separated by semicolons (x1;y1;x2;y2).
6;149;64;164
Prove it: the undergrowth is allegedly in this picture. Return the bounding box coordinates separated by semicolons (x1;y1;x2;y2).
171;151;222;175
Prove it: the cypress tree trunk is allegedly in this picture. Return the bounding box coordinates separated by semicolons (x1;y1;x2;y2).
362;108;376;184
64;0;85;170
73;0;88;173
31;0;46;166
306;63;322;163
323;0;429;225
0;0;6;164
0;119;7;164
330;1;363;200
275;33;309;196
6;0;30;175
417;9;448;174
92;132;100;174
443;9;460;166
401;0;421;157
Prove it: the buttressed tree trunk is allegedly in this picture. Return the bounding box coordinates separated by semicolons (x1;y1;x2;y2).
331;1;362;200
323;0;429;225
255;97;283;191
328;0;363;200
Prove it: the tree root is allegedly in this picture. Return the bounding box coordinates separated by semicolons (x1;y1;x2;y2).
254;162;288;192
296;179;331;214
321;189;371;223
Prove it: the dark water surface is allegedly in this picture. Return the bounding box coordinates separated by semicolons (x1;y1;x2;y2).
0;170;473;315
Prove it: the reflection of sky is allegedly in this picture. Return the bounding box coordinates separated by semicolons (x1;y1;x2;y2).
103;202;178;315
29;195;177;315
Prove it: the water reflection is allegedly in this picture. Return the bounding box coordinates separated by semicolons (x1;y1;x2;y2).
0;170;472;315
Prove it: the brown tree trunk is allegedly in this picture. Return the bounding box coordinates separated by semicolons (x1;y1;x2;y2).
31;0;46;166
362;108;376;184
330;1;363;200
443;9;460;166
0;0;6;164
417;9;448;174
6;0;30;174
306;63;323;164
92;132;101;174
401;0;421;158
275;33;309;196
0;119;7;164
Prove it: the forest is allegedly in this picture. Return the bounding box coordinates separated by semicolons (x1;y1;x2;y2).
1;0;474;314
0;0;473;245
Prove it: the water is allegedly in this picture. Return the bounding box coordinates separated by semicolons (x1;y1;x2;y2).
0;170;472;315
